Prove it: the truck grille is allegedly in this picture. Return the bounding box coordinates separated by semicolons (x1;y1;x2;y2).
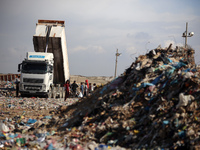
24;85;42;91
23;78;43;83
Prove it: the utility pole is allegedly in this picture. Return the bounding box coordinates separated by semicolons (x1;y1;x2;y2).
185;22;188;48
182;22;194;48
114;49;121;78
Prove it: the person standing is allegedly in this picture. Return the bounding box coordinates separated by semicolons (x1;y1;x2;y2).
88;83;94;94
64;80;70;100
85;80;89;89
80;82;84;96
15;75;20;97
93;83;97;91
71;80;78;97
84;82;88;97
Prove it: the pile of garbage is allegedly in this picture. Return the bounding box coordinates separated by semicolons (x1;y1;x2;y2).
0;44;200;149
55;45;200;149
0;81;15;97
0;81;15;89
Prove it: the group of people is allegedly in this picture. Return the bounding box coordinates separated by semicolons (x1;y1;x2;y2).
14;75;97;100
64;80;97;100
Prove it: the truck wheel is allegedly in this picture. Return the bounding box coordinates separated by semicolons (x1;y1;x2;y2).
62;87;65;98
58;87;62;98
63;90;65;99
52;87;56;99
48;87;52;98
59;91;62;98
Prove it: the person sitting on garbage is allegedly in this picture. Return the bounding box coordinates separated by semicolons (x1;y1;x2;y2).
64;80;70;100
71;80;78;97
15;75;20;97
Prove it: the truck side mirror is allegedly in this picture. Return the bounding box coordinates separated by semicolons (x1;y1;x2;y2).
18;64;21;72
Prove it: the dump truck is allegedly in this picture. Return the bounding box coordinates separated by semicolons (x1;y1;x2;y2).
18;20;70;98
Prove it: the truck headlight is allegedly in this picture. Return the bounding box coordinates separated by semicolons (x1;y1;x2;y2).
42;84;46;91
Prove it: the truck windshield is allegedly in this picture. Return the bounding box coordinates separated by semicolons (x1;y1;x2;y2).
22;62;47;74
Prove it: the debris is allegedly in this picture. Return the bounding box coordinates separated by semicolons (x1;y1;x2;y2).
0;45;199;149
55;45;199;149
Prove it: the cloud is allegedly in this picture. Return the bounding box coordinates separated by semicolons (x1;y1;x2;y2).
162;25;182;30
127;32;152;39
0;46;28;74
125;46;137;55
71;45;106;54
0;46;28;64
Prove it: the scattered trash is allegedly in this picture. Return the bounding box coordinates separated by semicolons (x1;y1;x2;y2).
0;44;200;149
55;45;200;149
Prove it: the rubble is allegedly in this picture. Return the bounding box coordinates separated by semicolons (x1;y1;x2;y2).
55;45;200;149
0;44;200;149
0;81;15;97
0;96;80;149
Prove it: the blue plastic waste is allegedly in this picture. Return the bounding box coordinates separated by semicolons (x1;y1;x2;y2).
141;82;154;88
95;144;108;150
174;118;179;128
9;133;18;139
182;68;191;72
163;120;169;125
173;61;186;69
43;116;52;119
27;119;37;124
47;143;55;150
167;58;173;63
132;87;139;91
151;74;163;85
100;85;108;94
178;130;185;137
145;106;150;111
170;79;178;85
0;133;5;138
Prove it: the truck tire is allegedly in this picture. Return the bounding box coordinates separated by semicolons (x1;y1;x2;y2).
58;87;62;98
63;90;66;99
52;87;56;99
61;87;65;98
48;87;52;98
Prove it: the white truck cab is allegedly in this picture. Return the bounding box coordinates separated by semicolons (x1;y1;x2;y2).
18;52;54;97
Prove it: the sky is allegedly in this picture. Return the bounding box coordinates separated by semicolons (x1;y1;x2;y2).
0;0;200;77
